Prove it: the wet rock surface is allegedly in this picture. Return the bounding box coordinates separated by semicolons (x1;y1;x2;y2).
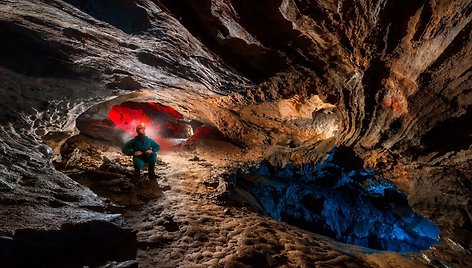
0;0;471;266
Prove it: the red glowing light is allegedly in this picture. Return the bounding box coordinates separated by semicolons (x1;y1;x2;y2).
108;102;186;150
109;104;152;136
383;96;402;112
147;102;183;119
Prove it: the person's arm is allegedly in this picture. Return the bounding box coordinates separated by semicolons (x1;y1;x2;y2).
151;139;160;153
122;140;136;156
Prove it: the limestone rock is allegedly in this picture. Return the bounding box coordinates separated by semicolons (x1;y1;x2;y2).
0;0;471;266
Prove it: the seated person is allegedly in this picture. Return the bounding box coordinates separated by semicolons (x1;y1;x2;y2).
122;124;160;179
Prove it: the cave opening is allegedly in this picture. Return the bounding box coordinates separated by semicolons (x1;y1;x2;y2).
231;148;441;253
107;101;193;148
73;100;222;151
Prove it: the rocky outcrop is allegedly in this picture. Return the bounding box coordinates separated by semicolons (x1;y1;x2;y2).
0;118;137;266
0;0;471;265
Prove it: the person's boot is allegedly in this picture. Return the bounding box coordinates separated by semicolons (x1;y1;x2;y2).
148;167;156;179
132;169;142;181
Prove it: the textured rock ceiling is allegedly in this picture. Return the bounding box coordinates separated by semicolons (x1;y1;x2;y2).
0;0;471;266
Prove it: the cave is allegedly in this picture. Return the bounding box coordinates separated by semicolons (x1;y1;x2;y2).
1;1;471;267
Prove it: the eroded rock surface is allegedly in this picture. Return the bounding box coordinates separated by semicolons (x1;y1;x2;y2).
0;0;471;266
58;136;447;267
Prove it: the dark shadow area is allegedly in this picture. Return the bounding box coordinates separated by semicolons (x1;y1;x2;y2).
231;0;328;77
158;0;289;82
65;0;152;34
421;106;472;156
412;2;433;41
232;148;441;252
0;220;137;268
380;0;426;54
361;58;391;131
0;21;78;78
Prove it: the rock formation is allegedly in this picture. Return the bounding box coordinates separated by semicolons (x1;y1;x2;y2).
0;0;470;266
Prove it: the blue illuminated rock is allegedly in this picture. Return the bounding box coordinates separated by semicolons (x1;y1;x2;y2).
236;148;441;252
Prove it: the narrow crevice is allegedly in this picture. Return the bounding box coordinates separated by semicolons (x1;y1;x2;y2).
412;3;433;42
381;0;426;54
360;58;390;136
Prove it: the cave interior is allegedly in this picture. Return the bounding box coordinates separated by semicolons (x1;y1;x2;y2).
0;0;471;267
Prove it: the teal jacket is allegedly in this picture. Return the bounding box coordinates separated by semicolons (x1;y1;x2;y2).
122;136;160;156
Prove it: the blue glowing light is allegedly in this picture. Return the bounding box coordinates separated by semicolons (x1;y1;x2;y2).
236;148;441;252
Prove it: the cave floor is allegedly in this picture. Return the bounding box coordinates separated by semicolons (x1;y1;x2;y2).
60;137;443;267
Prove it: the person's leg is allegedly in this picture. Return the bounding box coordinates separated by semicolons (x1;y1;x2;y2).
145;153;157;177
133;156;145;177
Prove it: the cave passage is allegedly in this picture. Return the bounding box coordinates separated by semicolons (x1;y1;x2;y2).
233;148;441;252
109;101;190;141
75;101;207;151
105;101;227;148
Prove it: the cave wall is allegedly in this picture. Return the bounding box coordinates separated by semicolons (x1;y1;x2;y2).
0;0;471;259
160;0;471;152
155;0;472;242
